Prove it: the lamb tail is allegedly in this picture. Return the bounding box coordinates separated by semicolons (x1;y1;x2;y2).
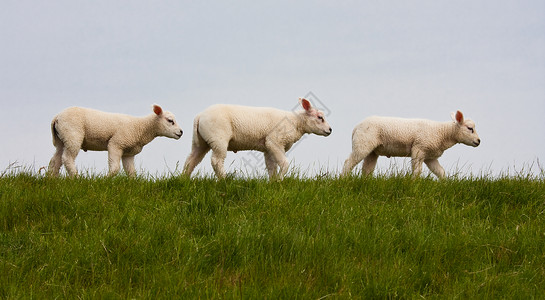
51;117;61;147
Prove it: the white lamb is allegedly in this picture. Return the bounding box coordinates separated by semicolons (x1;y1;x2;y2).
342;110;480;178
183;98;332;179
47;104;183;177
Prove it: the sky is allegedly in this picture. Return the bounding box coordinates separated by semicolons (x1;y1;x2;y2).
1;1;544;178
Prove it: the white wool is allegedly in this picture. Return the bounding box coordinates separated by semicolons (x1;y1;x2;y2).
342;111;480;178
183;98;332;179
47;104;183;177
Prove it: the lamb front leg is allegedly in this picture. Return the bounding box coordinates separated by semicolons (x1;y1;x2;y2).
107;146;123;176
411;150;425;178
425;158;446;179
122;155;136;177
266;144;289;180
264;152;278;179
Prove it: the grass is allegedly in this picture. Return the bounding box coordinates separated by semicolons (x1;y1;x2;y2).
1;171;544;298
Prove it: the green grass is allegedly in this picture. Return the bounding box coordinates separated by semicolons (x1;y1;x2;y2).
1;172;544;298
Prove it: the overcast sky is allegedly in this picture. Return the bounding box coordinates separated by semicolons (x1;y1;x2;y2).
1;1;544;178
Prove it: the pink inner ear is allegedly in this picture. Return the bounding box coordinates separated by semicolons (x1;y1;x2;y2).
301;99;311;111
153;105;163;115
455;110;464;123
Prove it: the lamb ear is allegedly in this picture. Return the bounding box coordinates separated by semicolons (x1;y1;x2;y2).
153;104;163;116
451;110;464;124
299;98;312;112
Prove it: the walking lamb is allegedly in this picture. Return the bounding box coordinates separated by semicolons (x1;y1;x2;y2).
48;104;183;177
183;98;332;179
342;110;480;178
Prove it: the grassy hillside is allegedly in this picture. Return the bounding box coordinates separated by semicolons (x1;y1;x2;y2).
1;173;544;298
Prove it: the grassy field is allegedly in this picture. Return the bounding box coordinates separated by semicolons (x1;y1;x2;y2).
1;171;544;298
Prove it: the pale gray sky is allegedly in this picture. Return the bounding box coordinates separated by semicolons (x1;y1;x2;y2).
1;1;544;177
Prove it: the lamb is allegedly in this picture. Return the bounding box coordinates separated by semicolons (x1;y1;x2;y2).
341;110;480;178
182;98;332;179
47;104;183;177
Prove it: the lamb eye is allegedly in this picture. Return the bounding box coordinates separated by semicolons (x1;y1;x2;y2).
318;116;324;122
467;127;474;133
167;119;175;125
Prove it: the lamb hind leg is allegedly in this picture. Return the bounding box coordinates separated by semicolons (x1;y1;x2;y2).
47;146;64;176
362;152;379;175
342;146;375;176
210;148;227;179
183;145;210;176
62;146;80;177
342;152;362;175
